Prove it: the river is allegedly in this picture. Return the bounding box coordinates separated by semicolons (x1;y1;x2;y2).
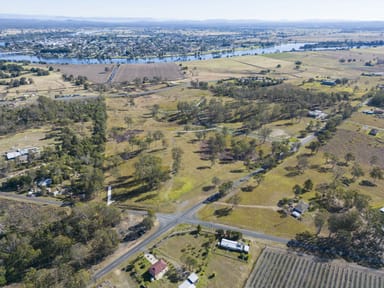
0;43;310;65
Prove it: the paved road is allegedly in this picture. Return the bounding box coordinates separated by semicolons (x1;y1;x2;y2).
92;166;274;281
0;192;63;206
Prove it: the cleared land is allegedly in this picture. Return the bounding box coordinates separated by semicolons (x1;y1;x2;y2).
245;247;384;288
113;63;184;83
50;64;115;83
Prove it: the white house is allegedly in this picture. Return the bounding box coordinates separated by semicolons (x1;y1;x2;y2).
219;238;249;253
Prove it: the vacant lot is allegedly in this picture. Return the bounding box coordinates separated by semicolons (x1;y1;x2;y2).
113;63;184;83
245;247;384;288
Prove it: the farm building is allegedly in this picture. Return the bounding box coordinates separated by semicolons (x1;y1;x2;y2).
219;238;249;253
178;272;199;288
148;259;168;280
369;129;378;136
321;80;336;86
291;201;309;218
307;110;327;120
5;147;40;161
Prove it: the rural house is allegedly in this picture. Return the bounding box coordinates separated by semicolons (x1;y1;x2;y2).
148;259;168;280
5;147;40;161
291;201;309;218
219;238;249;253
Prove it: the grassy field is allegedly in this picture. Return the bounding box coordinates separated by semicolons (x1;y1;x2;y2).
245;247;384;288
0;71;78;99
104;92;248;212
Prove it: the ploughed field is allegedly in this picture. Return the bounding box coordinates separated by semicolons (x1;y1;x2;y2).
245;248;384;288
51;62;183;83
113;62;184;82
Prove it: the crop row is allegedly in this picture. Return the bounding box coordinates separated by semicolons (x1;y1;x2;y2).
245;248;384;288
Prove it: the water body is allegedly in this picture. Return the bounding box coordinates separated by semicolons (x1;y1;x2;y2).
0;43;310;65
0;42;5;47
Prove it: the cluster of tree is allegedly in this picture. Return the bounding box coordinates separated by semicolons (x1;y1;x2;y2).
226;76;283;88
173;83;350;130
0;203;120;287
0;76;33;88
30;67;50;76
290;183;384;268
134;154;169;190
211;82;349;110
301;40;384;50
40;47;71;54
369;89;384;108
190;80;208;89
2;96;107;200
0;63;24;78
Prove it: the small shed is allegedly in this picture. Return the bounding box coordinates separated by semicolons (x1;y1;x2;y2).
369;129;378;136
179;281;196;288
187;273;199;284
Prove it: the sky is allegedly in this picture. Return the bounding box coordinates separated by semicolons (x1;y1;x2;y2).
2;0;384;21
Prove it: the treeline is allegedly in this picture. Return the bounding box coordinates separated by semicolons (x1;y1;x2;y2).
0;203;120;287
0;96;100;135
173;84;350;128
211;82;349;108
368;89;384;108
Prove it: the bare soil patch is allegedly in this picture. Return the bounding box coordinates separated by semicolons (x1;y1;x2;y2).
113;63;183;83
50;64;115;83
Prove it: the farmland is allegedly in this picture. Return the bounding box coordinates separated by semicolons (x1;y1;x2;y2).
50;63;184;84
245;247;384;288
113;63;184;83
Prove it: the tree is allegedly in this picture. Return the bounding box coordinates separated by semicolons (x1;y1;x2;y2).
124;116;133;128
134;154;168;189
344;152;355;165
229;194;241;208
218;181;233;197
171;147;183;174
211;176;220;187
370;166;383;183
296;156;309;174
151;104;160;118
307;141;320;154
292;184;303;195
314;210;328;235
351;163;364;181
196;224;202;235
303;179;314;192
259;127;272;143
254;173;264;187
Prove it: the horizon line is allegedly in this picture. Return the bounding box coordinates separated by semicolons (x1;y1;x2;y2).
0;13;383;23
